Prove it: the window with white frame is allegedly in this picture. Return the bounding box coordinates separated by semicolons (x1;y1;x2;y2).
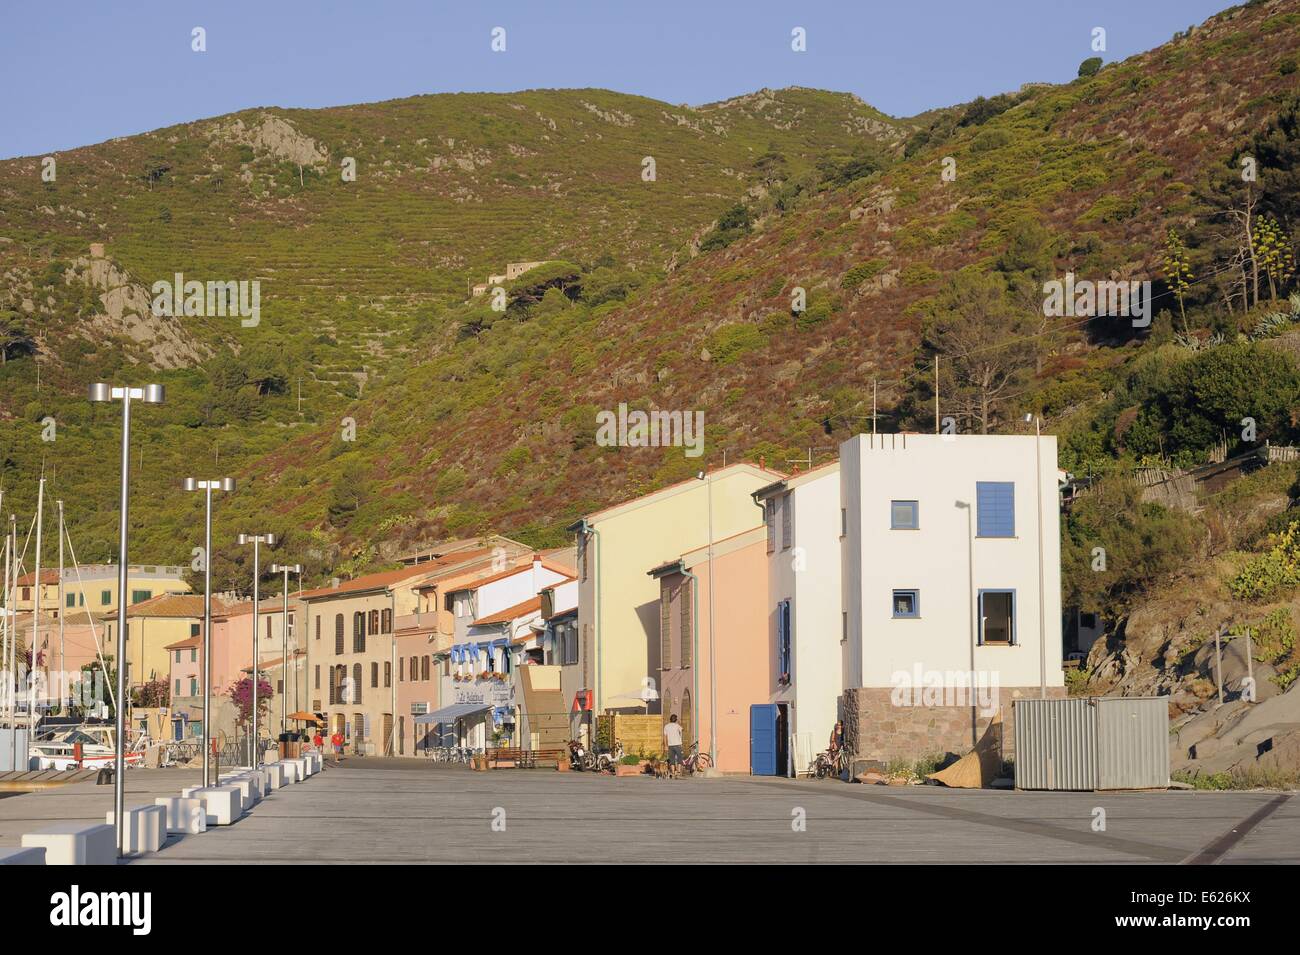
891;500;919;530
979;590;1015;645
892;589;920;618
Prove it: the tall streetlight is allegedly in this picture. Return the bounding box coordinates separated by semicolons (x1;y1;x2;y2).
237;533;275;768
270;562;301;738
89;382;164;858
182;477;236;787
1023;413;1048;699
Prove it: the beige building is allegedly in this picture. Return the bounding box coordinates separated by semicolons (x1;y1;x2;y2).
567;461;784;725
110;594;210;689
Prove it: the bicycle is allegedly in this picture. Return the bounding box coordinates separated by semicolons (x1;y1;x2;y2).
674;741;713;777
811;747;847;780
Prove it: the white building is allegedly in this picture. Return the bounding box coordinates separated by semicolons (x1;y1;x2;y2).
752;462;842;776
839;433;1063;763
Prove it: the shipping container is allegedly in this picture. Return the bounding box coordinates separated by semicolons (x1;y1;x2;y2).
1014;697;1169;791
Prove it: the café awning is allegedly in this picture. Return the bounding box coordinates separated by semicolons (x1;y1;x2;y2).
413;703;491;725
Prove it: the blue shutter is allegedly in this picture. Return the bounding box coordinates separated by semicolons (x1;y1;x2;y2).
777;600;791;684
976;482;1015;537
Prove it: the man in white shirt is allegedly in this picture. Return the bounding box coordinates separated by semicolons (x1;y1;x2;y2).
663;713;684;777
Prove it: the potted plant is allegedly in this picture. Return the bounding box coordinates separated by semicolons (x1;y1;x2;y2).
615;752;649;777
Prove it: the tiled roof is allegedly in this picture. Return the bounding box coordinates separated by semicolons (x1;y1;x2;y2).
16;569;60;586
127;593;224;619
298;563;436;600
163;636;201;651
471;596;542;627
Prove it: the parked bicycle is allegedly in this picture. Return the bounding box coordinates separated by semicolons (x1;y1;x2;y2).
677;741;713;777
811;747;847;780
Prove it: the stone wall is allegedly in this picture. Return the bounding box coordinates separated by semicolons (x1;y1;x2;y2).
840;685;1067;765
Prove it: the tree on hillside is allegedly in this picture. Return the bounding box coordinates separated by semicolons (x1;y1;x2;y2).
922;272;1036;434
1;309;35;364
1161;228;1195;334
1077;57;1103;78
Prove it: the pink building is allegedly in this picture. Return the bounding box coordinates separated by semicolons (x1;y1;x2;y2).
649;525;770;773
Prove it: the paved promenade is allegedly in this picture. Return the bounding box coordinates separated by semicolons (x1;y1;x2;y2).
1;761;1294;863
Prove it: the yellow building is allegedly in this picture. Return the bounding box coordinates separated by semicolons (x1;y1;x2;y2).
108;593;209;689
16;564;190;617
567;461;782;719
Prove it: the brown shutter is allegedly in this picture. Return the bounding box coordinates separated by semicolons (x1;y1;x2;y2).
680;580;692;667
659;584;671;668
335;614;344;655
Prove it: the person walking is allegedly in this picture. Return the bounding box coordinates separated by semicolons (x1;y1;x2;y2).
663;714;684;779
330;730;344;763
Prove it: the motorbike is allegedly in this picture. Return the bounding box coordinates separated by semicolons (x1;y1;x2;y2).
568;739;597;772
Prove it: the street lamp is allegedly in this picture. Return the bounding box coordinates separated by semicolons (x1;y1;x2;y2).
270;563;301;738
237;533;275;768
89;382;164;858
182;477;236;787
1023;413;1048;699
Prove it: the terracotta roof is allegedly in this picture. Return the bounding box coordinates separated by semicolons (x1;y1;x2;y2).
164;636;201;651
214;596;298;619
241;650;304;672
298;563;436;600
472;596;542;627
16;569;60;586
127;593;223;619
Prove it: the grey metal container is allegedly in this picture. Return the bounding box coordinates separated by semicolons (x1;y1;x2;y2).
1014;697;1169;791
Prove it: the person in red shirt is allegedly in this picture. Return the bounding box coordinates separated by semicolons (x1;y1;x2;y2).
330;731;344;762
312;731;323;751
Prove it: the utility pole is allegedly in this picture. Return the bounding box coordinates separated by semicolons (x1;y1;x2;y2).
31;477;44;740
934;357;940;434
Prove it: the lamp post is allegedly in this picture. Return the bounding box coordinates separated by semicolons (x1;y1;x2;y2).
270;563;301;738
1023;413;1048;699
89;382;164;858
238;533;275;768
182;477;236;787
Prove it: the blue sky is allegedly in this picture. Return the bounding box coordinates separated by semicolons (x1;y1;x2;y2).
0;0;1231;159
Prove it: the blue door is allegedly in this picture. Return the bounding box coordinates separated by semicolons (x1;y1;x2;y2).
750;704;779;775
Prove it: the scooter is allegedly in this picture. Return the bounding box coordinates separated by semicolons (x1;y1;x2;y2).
595;739;625;773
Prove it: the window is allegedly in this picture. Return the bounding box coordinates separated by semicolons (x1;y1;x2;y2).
265;615;273;641
371;662;379;688
560;621;579;666
381;609;392;633
334;614;344;655
841;507;847;538
190;648;197;663
780;494;792;550
892;590;920;618
131;589;151;604
776;600;791;685
369;609;380;634
174;650;181;663
101;590;111;606
314;665;320;690
315;616;321;642
680;581;692;667
384;661;391;688
190;622;201;638
891;500;919;530
21;587;30;601
399;657;405;682
765;499;776;553
353;612;366;653
979;590;1015;645
175;679;181;696
66;592;76;609
410;656;418;681
841;611;848;643
287;612;295;638
976;482;1015;537
421;656;430;681
353;663;363;703
189;678;197;696
277;679;284;694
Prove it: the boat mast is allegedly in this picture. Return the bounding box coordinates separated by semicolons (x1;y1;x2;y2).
31;477;45;740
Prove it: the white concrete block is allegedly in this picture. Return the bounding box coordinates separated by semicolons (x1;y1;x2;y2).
22;823;116;865
105;805;165;855
191;785;243;825
155;796;207;834
280;760;299;784
218;774;260;805
261;763;285;789
0;846;46;864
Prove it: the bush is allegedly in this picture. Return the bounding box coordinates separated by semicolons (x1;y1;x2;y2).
1230;521;1300;599
1078;57;1103;78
